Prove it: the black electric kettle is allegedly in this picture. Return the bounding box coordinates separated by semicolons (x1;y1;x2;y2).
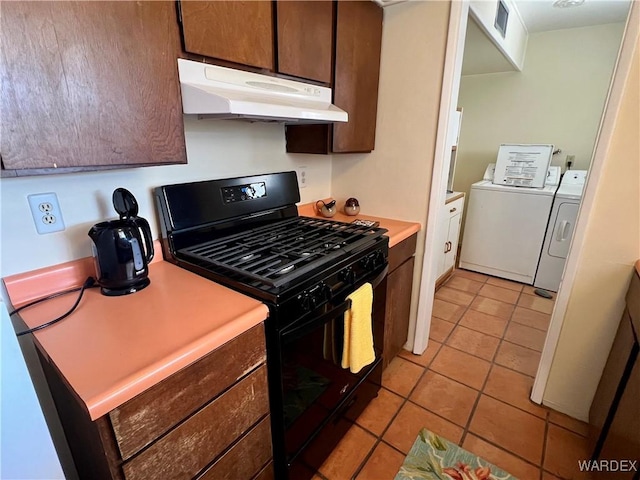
88;188;154;296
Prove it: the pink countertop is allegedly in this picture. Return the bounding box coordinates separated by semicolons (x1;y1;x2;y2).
297;202;421;248
4;259;268;420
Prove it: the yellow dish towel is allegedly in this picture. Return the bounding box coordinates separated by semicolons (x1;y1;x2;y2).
341;282;375;374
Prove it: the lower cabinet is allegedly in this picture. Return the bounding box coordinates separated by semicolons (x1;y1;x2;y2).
436;195;464;285
39;324;272;480
383;233;418;369
589;268;640;476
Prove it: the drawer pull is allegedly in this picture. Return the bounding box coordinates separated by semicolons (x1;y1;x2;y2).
449;207;457;213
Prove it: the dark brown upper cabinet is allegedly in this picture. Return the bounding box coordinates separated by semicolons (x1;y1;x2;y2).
1;1;186;173
180;1;275;70
276;1;334;83
285;1;383;154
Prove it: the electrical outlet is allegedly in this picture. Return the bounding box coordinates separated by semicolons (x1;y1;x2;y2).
297;166;308;189
27;193;65;234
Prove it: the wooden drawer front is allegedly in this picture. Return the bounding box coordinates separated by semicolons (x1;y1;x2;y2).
122;364;269;480
254;462;275;480
198;415;272;480
110;324;266;460
388;233;418;272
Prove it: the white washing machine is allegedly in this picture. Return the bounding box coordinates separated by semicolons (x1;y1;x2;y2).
459;166;560;284
534;170;588;292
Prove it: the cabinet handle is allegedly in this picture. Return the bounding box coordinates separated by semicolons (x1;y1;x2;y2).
449;207;457;213
444;241;452;253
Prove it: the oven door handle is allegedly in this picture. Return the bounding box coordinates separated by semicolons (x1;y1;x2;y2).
282;299;352;343
370;264;389;289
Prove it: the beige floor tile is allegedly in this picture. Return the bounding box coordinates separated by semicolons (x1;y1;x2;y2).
478;284;521;304
435;286;475;307
486;277;524;292
462;434;541;480
494;341;542;377
483;365;548;418
470;296;515;320
454;269;490;283
469;395;546;464
429;317;455;343
317;423;376;480
512;306;551;331
518;293;555;314
383;401;464;454
544;424;592;479
430;345;491;390
381;356;424;397
410;371;478;427
504;322;548;352
444;275;485;294
353;388;404;436
355;441;405;480
398;340;441;367
522;285;538;295
432;298;466;323
459;309;508;338
548;410;590;438
446;325;500;361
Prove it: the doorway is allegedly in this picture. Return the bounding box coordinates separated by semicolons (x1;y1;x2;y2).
414;0;636;412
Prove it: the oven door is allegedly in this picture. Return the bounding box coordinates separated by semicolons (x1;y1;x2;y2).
279;265;387;464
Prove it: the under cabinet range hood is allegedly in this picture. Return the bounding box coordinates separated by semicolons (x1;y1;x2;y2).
177;59;348;123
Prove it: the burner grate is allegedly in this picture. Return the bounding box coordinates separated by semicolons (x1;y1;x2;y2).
178;217;386;288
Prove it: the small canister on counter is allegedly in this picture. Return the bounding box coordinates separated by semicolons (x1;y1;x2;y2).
344;198;360;216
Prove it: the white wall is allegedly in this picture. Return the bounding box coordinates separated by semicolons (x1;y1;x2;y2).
542;26;640;419
0;119;332;277
454;22;625;206
1;301;65;479
331;0;451;350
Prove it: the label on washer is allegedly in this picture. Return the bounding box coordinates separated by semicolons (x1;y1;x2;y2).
494;144;554;188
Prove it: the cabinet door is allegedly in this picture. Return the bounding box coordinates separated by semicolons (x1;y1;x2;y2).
333;1;383;153
443;211;462;273
1;1;186;170
277;1;333;83
597;355;640;477
384;257;414;369
180;1;274;70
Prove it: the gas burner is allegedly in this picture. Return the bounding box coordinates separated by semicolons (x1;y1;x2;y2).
276;265;295;276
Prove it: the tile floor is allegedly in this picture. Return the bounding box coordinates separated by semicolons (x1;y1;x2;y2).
312;269;592;480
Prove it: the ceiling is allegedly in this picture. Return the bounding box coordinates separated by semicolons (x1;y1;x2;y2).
462;0;631;75
516;0;631;33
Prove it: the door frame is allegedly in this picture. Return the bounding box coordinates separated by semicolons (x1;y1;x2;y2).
531;1;639;403
413;0;469;354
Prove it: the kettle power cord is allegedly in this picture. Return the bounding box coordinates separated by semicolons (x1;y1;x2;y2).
11;277;97;337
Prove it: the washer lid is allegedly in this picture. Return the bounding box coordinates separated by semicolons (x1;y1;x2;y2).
471;180;557;196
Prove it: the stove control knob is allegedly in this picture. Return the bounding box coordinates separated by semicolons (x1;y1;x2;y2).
340;267;356;284
361;255;373;269
372;250;385;268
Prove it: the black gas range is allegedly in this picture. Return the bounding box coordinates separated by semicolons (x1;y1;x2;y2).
155;171;389;479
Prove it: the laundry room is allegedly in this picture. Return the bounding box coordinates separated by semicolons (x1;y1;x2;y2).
430;0;630;417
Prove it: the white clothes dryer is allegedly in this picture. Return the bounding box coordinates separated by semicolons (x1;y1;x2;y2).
534;170;588;292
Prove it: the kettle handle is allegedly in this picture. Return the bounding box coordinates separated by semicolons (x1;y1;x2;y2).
132;216;154;263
